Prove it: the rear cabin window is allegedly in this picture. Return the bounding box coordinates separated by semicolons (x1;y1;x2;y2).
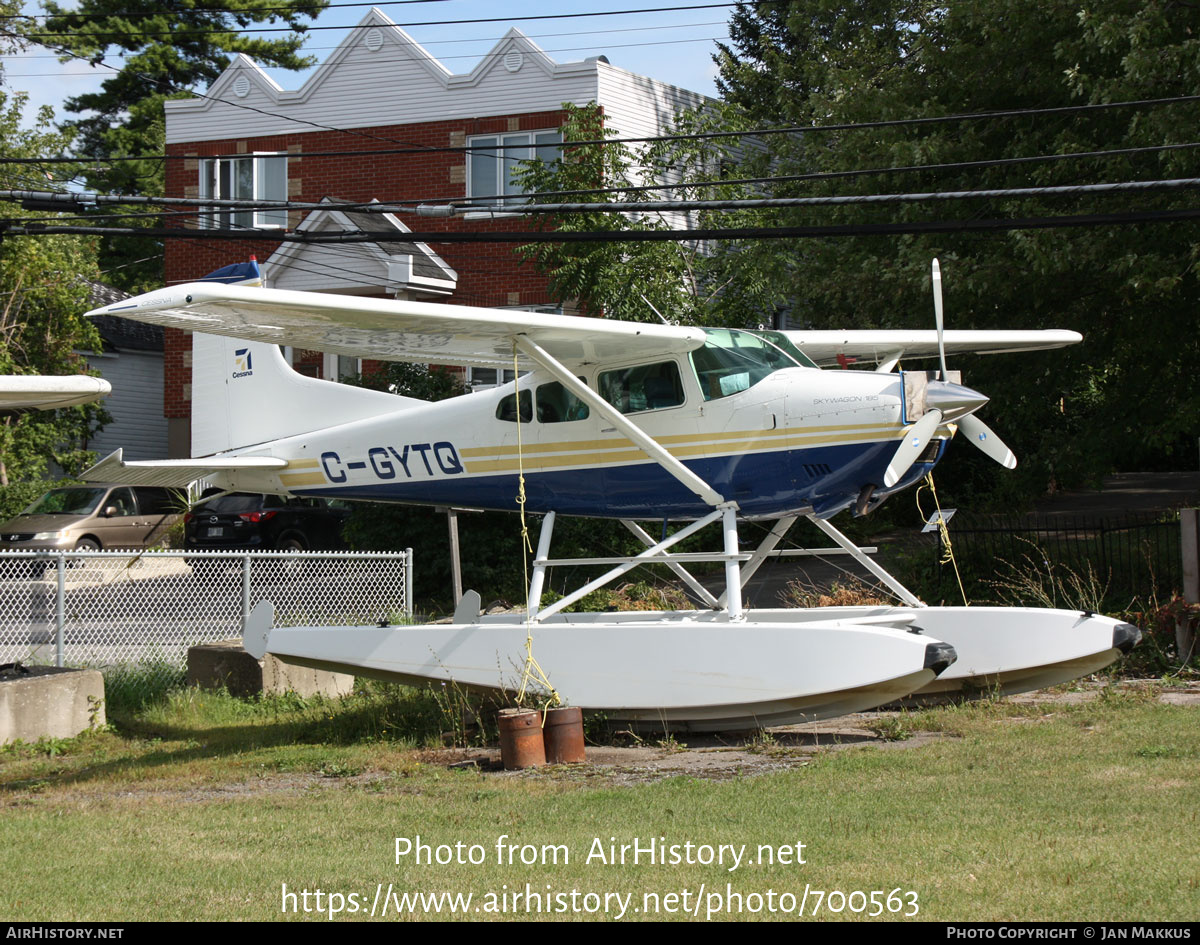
690;328;803;402
496;381;590;423
598;361;685;414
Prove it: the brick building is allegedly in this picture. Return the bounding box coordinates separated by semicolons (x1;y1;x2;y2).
162;7;705;456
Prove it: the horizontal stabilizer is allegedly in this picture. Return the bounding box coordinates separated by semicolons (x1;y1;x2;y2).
84;448;287;487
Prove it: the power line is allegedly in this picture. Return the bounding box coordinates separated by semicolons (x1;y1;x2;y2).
9;176;1196;224
437;177;1200;216
1;33;726;76
21;3;741;39
5;93;1199;168
0;18;729;57
3;0;455;20
8;207;1200;242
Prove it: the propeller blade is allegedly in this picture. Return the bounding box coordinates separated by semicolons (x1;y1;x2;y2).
884;408;943;488
932;258;948;380
958;413;1018;469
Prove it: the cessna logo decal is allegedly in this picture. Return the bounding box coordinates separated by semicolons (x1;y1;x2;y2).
232;349;253;378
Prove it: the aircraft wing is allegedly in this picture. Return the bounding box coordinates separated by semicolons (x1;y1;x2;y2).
0;375;111;410
781;330;1082;367
87;283;707;369
84;448;287;487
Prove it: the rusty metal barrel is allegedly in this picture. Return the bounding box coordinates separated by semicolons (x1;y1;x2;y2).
498;708;545;769
543;706;586;764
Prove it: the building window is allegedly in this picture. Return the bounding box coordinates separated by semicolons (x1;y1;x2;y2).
469;366;519;390
199;154;287;229
323;353;361;382
467;131;561;205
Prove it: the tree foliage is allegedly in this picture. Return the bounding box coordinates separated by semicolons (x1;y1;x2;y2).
0;92;107;485
512;102;782;327
37;0;329;290
711;0;1200;500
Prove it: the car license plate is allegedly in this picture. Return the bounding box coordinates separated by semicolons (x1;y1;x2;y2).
206;527;225;537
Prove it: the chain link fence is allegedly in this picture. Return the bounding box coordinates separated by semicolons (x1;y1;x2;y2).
0;549;412;697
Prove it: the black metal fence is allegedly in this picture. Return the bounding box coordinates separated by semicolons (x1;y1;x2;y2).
938;512;1181;607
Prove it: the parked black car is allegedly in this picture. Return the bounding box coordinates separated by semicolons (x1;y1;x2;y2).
183;493;352;552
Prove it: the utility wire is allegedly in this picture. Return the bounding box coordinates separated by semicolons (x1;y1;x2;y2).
3;0;454;20
0;17;729;55
4;94;1199;167
21;3;742;38
8;207;1200;242
437;177;1200;215
1;34;726;75
7;176;1196;223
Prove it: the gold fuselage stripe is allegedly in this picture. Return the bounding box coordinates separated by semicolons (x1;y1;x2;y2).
462;426;901;475
458;420;898;460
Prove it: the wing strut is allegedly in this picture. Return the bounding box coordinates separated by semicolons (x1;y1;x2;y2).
512;334;727;509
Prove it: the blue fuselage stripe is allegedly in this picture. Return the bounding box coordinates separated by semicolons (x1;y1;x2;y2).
296;440;945;519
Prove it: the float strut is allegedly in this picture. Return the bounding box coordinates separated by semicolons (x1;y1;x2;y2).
526;511;556;619
722;504;745;621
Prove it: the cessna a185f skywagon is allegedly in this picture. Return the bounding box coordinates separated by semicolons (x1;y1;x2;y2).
84;261;1139;729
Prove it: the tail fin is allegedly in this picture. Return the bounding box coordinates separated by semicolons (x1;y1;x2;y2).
189;257;420;457
191;335;419;457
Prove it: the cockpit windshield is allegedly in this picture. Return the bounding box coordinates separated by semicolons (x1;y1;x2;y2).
690;328;812;402
750;330;818;369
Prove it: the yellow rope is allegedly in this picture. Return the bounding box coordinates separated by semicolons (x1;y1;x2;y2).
916;472;970;606
511;342;560;713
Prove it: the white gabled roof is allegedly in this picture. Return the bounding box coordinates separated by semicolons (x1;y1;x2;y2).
166;9;600;143
165;8;707;144
264;198;457;298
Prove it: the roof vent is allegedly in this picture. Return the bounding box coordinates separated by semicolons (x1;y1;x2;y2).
365;27;384;52
504;50;524;73
233;75;250;98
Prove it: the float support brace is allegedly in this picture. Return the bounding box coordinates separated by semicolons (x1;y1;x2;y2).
806;514;924;607
534;509;724;621
621;519;720;609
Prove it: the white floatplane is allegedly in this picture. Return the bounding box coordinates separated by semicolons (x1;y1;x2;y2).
83;261;1139;730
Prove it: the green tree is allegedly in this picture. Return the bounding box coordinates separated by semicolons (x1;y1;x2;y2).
512;102;782;327
713;0;1200;501
35;0;329;291
0;92;107;486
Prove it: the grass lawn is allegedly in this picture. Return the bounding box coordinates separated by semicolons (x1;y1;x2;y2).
2;682;1197;922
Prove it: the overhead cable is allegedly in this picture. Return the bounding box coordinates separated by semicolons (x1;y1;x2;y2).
7;207;1200;242
22;2;742;38
5;94;1200;168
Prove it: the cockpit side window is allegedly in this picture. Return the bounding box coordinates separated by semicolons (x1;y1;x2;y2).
536;380;590;423
598;361;685;414
690;328;804;402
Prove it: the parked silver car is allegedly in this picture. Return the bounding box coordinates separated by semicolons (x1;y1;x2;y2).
0;485;182;551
